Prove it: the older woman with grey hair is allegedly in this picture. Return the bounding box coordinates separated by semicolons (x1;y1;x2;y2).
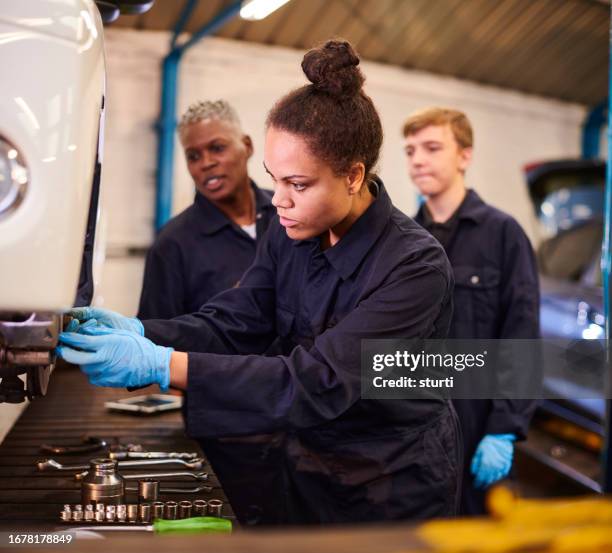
137;99;275;319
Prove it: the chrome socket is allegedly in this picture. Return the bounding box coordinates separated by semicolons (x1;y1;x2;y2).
80;458;124;506
138;479;159;503
207;499;223;517
178;500;192;519
105;504;116;522
152;501;165;520
192;499;207;516
164;501;178;520
71;505;83;522
139;503;151;523
95;504;105;522
60;506;71;522
84;504;94;522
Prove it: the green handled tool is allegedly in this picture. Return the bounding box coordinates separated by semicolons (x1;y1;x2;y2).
67;516;232;534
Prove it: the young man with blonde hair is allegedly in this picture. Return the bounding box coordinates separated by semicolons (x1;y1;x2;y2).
403;107;539;515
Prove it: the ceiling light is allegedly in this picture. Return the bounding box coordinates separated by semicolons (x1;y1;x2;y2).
240;0;291;21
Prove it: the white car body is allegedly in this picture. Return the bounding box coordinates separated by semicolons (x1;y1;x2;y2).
0;0;105;402
0;0;104;311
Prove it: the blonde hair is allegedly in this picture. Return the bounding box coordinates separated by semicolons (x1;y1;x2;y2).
402;107;473;149
178;100;241;136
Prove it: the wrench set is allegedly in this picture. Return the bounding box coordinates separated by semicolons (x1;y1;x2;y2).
39;439;223;524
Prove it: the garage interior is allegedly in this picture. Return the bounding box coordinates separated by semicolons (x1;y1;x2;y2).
0;0;611;551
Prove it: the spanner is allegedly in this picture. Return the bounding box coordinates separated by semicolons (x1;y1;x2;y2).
37;457;204;472
124;483;213;494
75;470;209;482
109;450;198;460
40;437;198;460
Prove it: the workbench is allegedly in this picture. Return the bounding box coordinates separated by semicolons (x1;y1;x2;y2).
0;364;433;551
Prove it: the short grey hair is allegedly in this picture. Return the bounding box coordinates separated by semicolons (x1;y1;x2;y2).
178;100;241;134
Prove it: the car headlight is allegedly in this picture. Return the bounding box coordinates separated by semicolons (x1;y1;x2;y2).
0;135;28;221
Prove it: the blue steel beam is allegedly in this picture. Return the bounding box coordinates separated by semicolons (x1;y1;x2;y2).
602;2;612;493
155;0;243;231
170;0;198;49
154;0;197;231
177;1;244;53
582;101;607;159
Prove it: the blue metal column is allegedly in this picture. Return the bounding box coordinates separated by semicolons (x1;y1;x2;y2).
154;0;243;231
602;1;612;493
582;101;607;160
155;49;183;231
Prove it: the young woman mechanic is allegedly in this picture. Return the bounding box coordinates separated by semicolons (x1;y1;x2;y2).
58;40;461;525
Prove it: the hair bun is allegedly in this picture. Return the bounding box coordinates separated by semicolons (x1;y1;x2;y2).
301;40;364;99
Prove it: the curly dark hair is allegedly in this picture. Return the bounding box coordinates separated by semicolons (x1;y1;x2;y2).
266;39;383;184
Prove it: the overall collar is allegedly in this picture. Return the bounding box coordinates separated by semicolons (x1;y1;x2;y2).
192;180;273;235
416;188;487;226
323;177;393;280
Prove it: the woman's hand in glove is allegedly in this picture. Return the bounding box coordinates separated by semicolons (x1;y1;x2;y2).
56;326;172;391
68;306;144;336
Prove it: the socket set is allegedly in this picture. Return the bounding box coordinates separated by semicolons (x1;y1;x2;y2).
59;499;223;525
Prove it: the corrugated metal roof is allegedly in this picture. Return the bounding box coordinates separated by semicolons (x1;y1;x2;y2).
111;0;609;105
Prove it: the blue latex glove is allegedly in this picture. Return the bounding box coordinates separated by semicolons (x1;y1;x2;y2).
56;326;172;391
69;307;144;336
64;318;97;333
470;433;516;489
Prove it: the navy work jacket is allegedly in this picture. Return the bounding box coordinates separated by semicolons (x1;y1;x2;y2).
415;190;539;510
415;190;540;347
138;182;275;319
143;180;461;525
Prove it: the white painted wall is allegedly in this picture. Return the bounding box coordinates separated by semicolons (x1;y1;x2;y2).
95;29;585;315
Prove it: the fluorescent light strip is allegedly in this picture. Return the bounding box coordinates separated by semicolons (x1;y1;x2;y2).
240;0;292;21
